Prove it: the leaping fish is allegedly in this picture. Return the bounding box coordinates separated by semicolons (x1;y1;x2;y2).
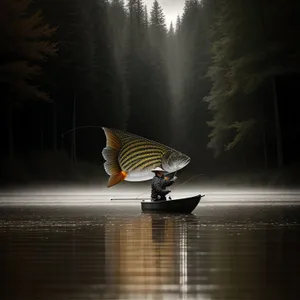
102;127;191;188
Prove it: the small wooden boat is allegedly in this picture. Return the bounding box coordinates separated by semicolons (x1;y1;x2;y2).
141;194;204;214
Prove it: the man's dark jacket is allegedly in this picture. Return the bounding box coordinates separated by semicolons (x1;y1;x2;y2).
151;175;174;201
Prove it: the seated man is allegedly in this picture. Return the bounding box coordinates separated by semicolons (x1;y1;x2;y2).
151;167;177;201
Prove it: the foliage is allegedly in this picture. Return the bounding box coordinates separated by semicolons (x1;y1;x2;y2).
0;0;57;102
205;0;300;161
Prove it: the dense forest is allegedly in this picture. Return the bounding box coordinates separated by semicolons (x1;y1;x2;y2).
1;0;300;185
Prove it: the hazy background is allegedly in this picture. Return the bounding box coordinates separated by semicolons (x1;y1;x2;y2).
1;0;300;189
144;0;185;26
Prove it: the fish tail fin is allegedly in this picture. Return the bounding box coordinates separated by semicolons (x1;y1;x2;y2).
102;127;127;188
108;171;127;188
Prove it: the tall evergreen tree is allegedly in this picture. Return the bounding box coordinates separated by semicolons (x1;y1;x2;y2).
107;0;129;128
0;0;57;159
166;21;182;146
144;5;149;27
205;0;300;168
0;0;57;101
175;15;181;34
124;0;171;143
149;0;167;51
108;0;127;65
28;0;125;161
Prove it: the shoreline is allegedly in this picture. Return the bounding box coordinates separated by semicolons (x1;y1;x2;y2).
1;152;300;190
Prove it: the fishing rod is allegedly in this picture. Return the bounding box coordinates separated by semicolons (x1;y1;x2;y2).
61;125;104;138
61;125;104;149
111;173;205;201
131;173;205;200
171;173;205;191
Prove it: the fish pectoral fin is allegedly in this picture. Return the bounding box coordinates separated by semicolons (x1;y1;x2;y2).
107;171;127;188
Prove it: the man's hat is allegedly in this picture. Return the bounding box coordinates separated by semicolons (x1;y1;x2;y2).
151;167;166;173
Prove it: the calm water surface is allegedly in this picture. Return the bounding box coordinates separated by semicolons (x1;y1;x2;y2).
1;194;300;300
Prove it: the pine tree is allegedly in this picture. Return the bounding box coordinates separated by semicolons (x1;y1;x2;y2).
175;15;181;34
0;0;57;159
149;0;167;50
0;0;57;101
166;21;182;146
124;0;150;136
204;0;264;167
169;22;174;36
108;0;127;65
205;0;300;167
124;0;171;143
108;0;129;128
144;5;149;27
32;0;125;160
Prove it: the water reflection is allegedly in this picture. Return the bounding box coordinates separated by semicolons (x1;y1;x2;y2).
103;213;212;300
151;215;167;243
1;205;300;300
105;214;177;291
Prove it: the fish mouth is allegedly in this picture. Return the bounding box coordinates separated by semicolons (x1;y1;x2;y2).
183;157;191;167
176;156;191;170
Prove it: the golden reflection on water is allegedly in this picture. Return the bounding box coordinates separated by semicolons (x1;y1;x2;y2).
105;214;177;287
104;213;211;300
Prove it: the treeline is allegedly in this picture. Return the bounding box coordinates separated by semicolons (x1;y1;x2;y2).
1;0;300;183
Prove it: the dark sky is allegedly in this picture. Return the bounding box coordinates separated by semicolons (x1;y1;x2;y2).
144;0;185;27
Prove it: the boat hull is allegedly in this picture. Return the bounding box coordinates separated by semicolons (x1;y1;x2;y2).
141;194;203;214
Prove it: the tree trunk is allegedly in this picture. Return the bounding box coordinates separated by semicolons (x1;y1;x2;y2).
53;104;57;152
258;2;283;169
261;104;268;169
262;119;268;169
40;112;44;152
271;76;283;168
72;92;77;164
8;101;14;161
61;134;64;152
40;127;44;152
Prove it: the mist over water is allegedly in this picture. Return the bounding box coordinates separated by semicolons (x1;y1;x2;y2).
1;185;300;205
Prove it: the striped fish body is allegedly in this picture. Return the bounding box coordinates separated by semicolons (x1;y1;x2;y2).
118;134;168;181
102;127;190;188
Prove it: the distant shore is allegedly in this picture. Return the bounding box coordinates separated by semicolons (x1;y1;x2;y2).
1;151;299;189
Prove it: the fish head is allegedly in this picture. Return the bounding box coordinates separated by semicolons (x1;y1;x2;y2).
161;150;191;172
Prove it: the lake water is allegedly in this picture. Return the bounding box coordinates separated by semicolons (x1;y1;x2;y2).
1;190;300;300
